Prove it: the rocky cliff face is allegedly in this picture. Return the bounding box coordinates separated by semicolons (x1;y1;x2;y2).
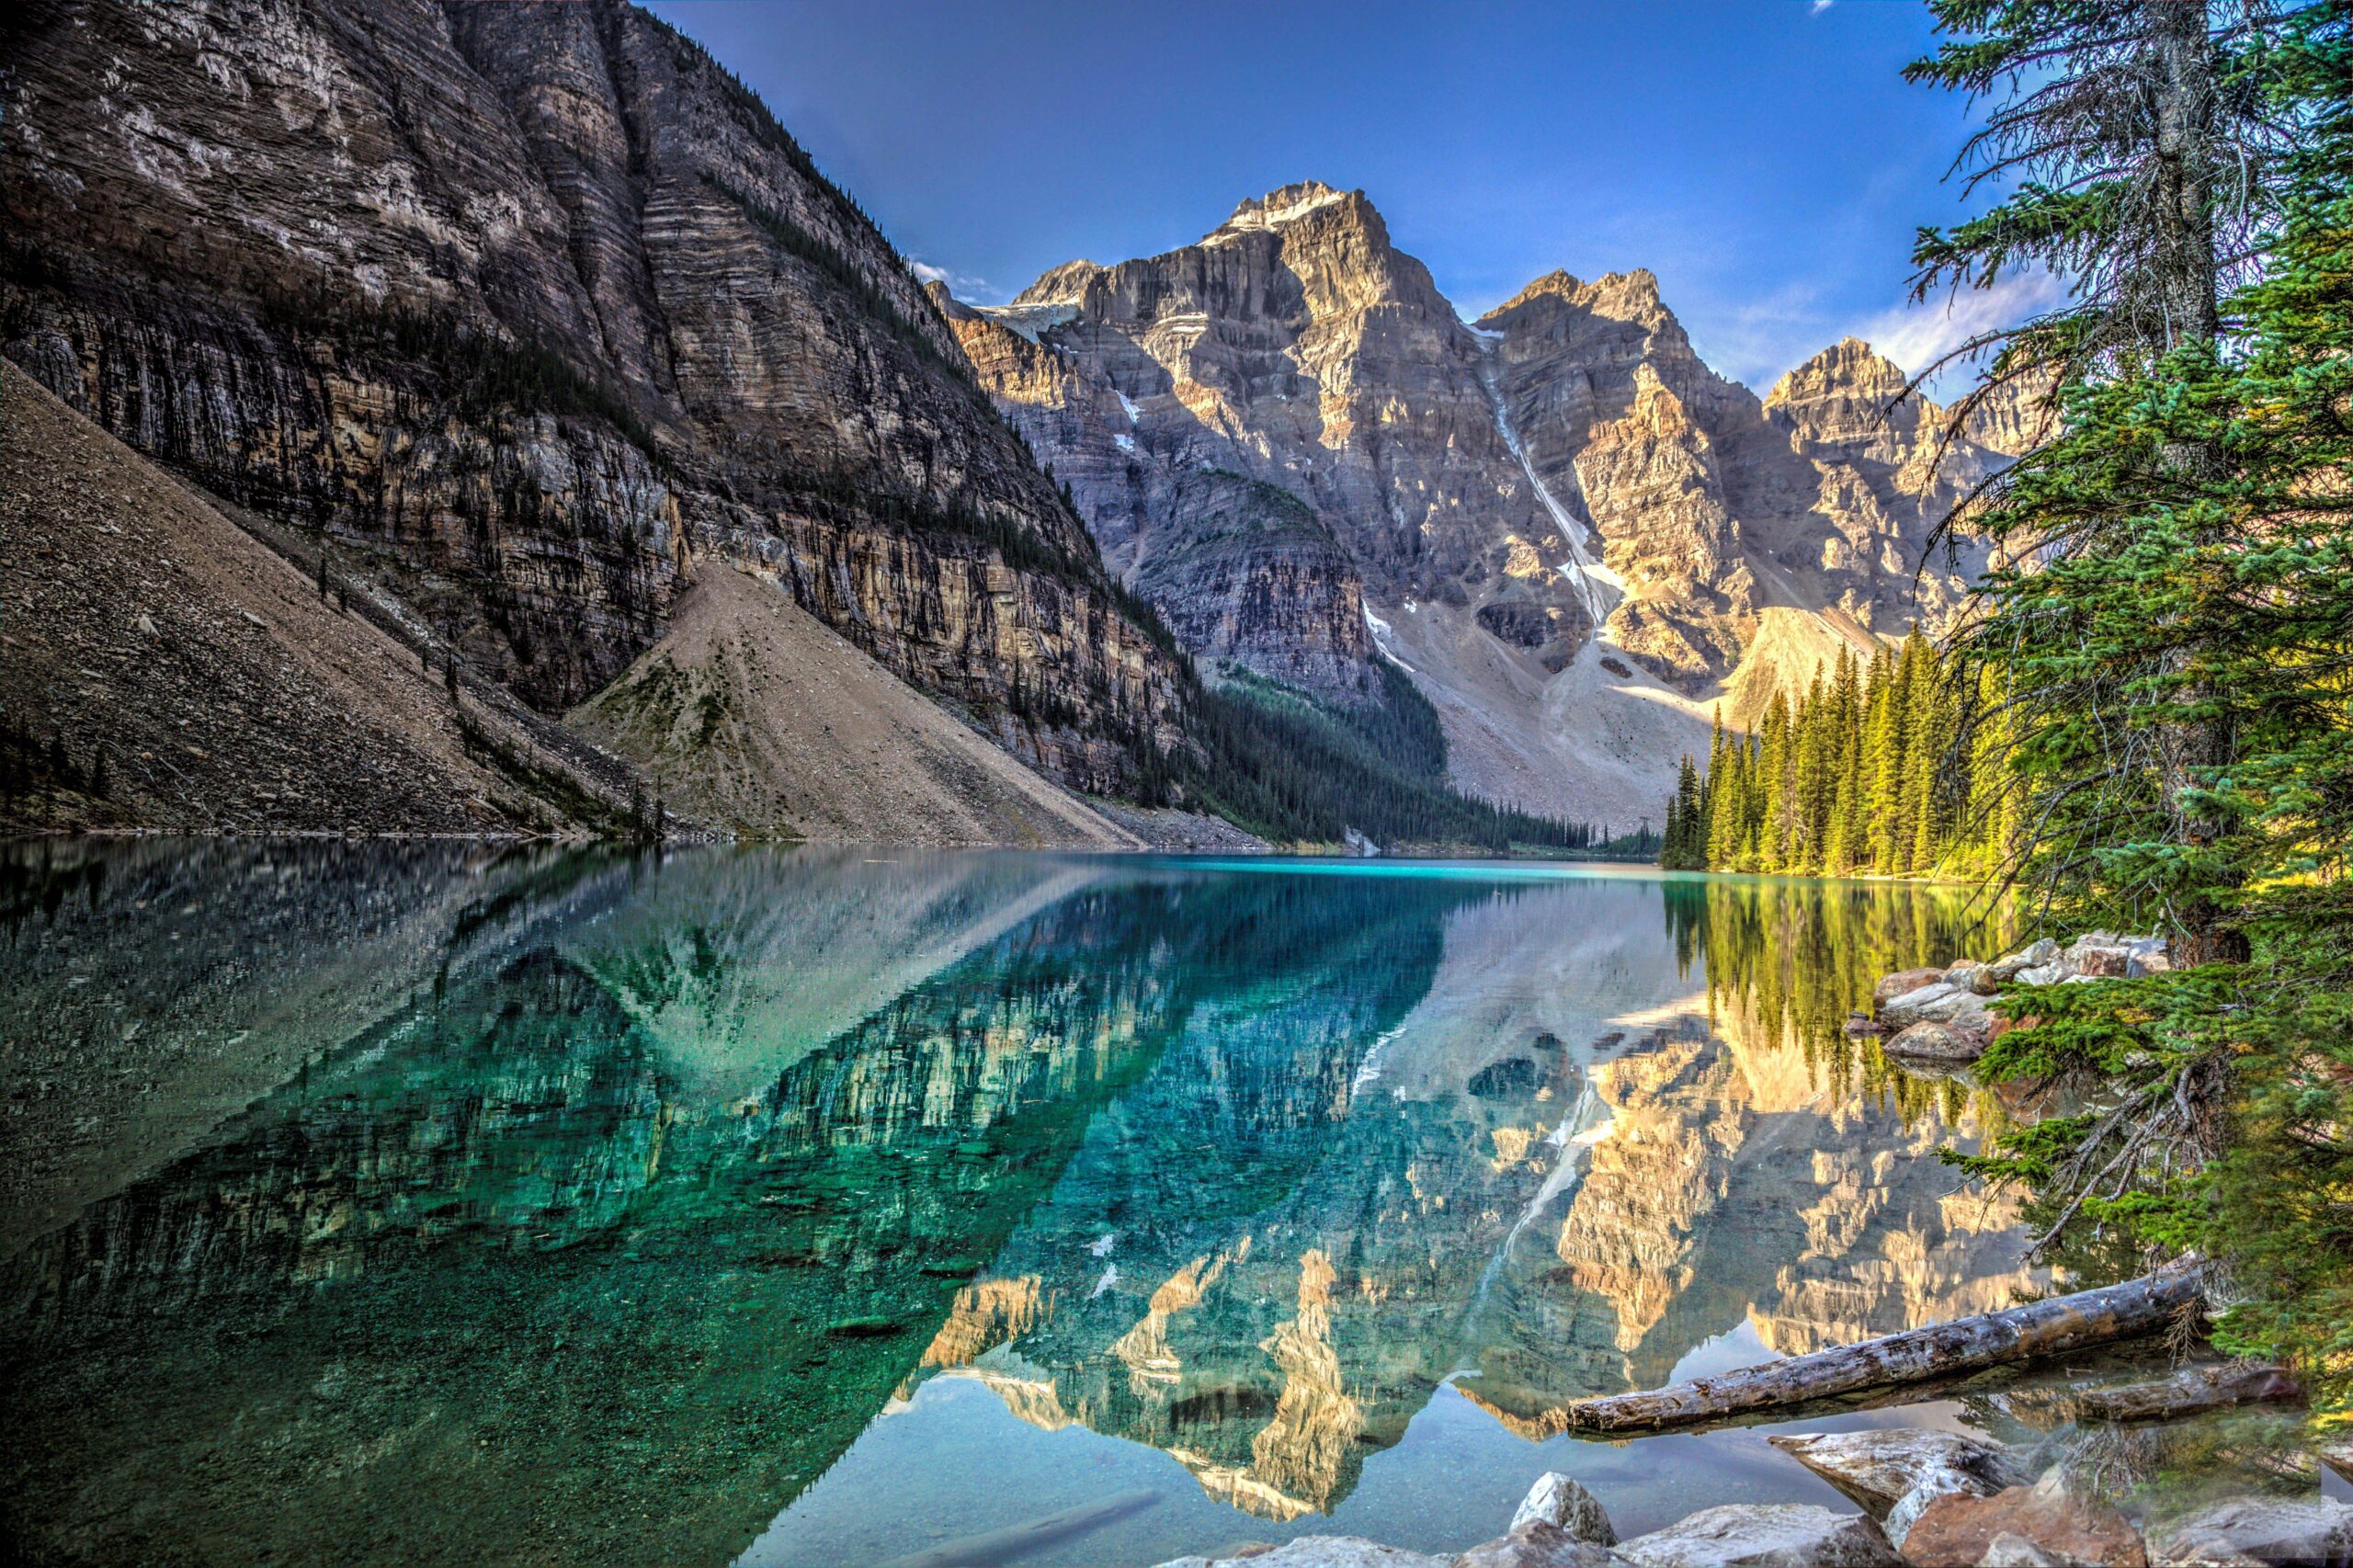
953;183;2039;821
938;290;1375;701
0;0;1185;794
947;182;1597;704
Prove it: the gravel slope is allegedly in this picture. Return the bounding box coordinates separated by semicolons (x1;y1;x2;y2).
0;362;602;834
570;565;1146;846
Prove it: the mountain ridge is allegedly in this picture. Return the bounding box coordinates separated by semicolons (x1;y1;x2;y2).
949;177;2039;824
1;0;1188;807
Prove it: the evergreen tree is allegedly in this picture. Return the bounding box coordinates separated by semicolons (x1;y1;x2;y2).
1913;0;2351;1405
1757;691;1795;871
1676;638;2006;881
1909;0;2302;961
1793;668;1834;873
1861;644;1905;874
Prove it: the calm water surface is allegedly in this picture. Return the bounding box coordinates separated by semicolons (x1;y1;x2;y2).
3;843;2050;1565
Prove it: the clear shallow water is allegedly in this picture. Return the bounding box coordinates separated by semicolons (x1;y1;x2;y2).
3;843;2056;1565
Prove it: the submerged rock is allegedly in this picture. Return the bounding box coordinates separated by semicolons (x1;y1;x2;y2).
2144;1498;2353;1565
1156;1539;1449;1568
1901;1473;2146;1568
1511;1472;1617;1545
1766;1428;2024;1517
1614;1504;1904;1567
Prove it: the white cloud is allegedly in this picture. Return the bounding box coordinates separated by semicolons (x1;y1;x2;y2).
1812;0;1835;14
1848;268;2070;392
1680;278;1833;391
908;258;992;296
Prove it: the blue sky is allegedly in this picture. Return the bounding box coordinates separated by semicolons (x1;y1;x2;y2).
646;0;2059;394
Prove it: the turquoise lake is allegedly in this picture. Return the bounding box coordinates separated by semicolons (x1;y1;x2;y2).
12;840;2298;1567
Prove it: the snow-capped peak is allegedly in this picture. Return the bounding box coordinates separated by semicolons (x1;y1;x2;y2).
1201;181;1354;246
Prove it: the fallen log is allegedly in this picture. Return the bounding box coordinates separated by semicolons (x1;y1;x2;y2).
877;1488;1160;1568
1562;1266;2205;1433
2063;1361;2302;1424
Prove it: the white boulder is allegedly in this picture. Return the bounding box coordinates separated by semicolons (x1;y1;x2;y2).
1511;1473;1617;1545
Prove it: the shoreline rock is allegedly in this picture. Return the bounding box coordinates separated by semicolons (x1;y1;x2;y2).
1767;1429;2027;1547
1869;933;2170;1068
1149;1460;2351;1568
1899;1471;2146;1568
1512;1473;1617;1545
1613;1505;1902;1567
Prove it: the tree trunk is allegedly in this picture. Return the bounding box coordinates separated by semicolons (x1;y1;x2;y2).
2148;0;2247;967
1559;1267;2205;1433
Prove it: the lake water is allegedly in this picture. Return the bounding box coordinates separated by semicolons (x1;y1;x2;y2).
1;842;2065;1564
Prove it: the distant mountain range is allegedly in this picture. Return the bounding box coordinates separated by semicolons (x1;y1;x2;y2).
941;180;2040;824
1;2;2033;839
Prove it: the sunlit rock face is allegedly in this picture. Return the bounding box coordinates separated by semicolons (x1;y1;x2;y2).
943;182;1563;706
1477;286;2023;694
1479;271;1756;688
1;0;1185;791
951;182;2048;817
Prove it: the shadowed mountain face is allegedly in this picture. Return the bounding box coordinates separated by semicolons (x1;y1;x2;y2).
0;847;2029;1567
945;183;2043;824
0;0;1184;796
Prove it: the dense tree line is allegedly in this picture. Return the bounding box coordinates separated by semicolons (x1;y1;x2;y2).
1658;631;2013;880
1150;663;1640;855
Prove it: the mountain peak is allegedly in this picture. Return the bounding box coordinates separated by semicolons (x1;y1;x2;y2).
1767;336;1910;408
1202;181;1363;244
1483;267;1667;326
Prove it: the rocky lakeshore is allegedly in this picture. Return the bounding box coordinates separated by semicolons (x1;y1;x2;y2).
1155;1439;2353;1568
1138;929;2352;1568
1853;934;2175;1069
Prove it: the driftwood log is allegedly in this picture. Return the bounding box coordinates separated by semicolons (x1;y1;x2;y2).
2064;1361;2302;1423
878;1489;1160;1568
1563;1266;2205;1433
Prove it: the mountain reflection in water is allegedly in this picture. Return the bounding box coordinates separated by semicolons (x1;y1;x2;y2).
0;844;2025;1568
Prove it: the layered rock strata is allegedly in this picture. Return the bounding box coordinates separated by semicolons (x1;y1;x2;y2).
1;0;1185;795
